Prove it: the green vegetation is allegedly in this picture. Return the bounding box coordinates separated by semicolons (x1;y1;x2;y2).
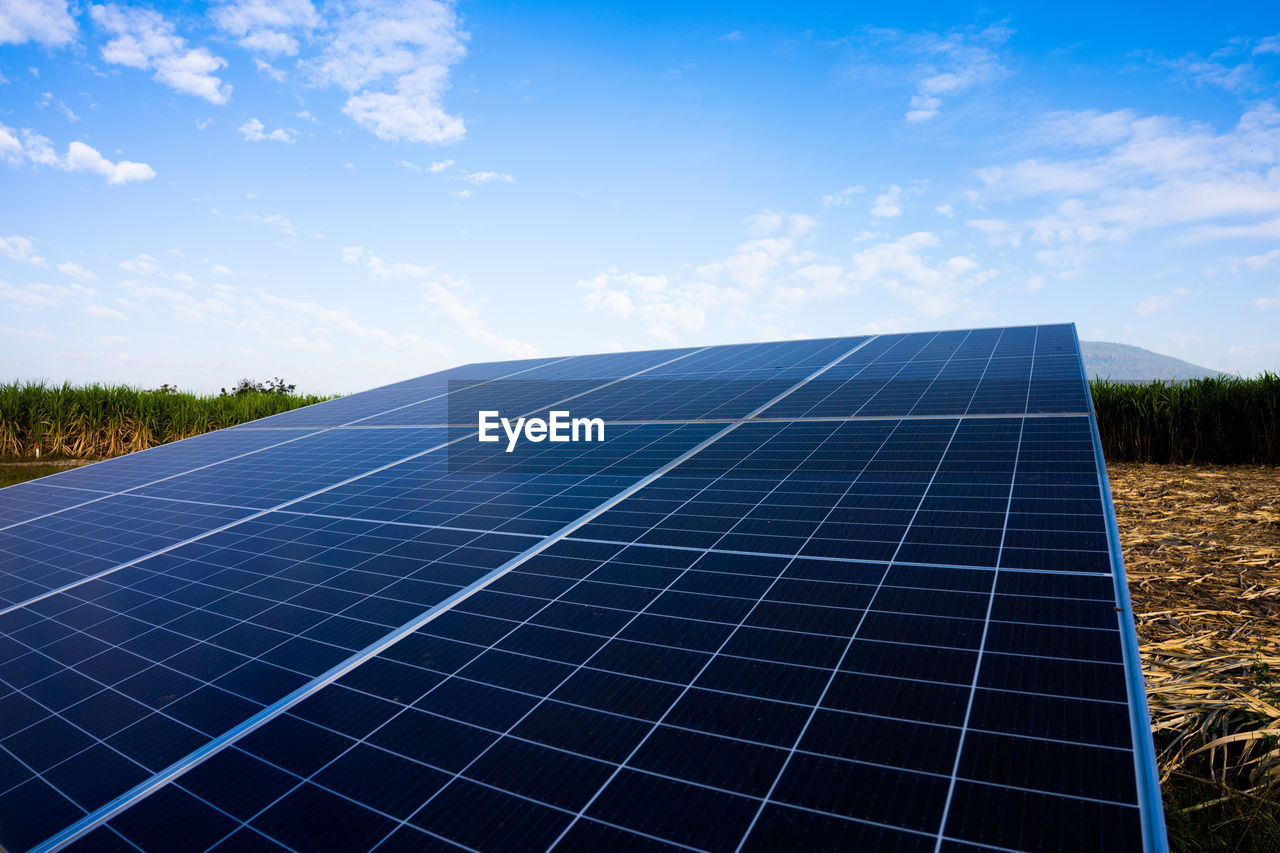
1091;374;1280;464
0;463;73;489
0;380;334;459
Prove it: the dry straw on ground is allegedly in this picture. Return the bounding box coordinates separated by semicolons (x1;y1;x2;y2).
1110;464;1280;802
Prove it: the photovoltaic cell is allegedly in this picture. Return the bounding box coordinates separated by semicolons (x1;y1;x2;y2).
0;324;1164;853
0;481;114;530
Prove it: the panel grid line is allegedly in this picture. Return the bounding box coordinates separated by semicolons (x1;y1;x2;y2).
0;326;1162;853
731;328;996;849
2;347;713;619
931;326;1036;850
31;337;882;852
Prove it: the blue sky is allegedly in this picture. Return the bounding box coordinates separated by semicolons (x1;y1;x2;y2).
3;0;1279;393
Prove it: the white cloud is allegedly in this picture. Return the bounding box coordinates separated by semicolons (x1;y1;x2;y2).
745;211;817;239
935;203;953;217
57;261;94;280
342;67;465;143
0;280;95;309
578;270;718;341
896;26;1010;122
975;105;1280;247
244;213;295;235
84;303;126;320
64;141;155;184
39;91;79;122
772;263;850;308
254;58;285;81
0;125;24;162
210;0;319;56
119;253;160;275
820;185;865;207
1165;55;1256;94
1255;285;1280;309
968;218;1022;247
334;244;537;356
211;264;233;275
260;292;452;354
313;0;468;144
421;273;539;358
1244;248;1280;270
745;211;783;237
1183;217;1280;244
90;4;232;104
1146;37;1280;96
429;158;453;172
18;128;57;165
0;0;77;46
846;231;993;316
871;185;904;219
463;170;514;184
0;235;47;265
1135;287;1190;316
718;30;742;42
3;325;55;341
341;245;433;278
239;118;295;142
577;210;855;341
0;126;154;184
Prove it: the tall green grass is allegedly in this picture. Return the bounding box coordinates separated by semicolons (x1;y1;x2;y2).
1091;374;1280;464
0;381;335;458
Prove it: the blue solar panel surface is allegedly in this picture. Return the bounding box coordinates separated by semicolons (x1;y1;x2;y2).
0;324;1165;853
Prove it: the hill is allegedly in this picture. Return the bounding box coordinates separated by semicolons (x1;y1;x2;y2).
1080;340;1227;380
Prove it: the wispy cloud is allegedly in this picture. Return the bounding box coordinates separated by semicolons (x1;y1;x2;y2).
871;185;905;218
210;0;320;57
820;185;864;207
341;245;536;357
972;104;1280;250
38;91;79;122
0;280;96;309
0;235;47;266
463;170;514;184
1136;286;1190;316
243;213;295;235
239;117;296;142
579;209;848;341
846;231;993;316
57;261;95;280
849;25;1011;122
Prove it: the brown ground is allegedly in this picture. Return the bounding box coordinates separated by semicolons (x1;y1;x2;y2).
1109;463;1280;801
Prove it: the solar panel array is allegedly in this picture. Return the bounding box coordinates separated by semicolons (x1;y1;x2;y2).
0;324;1166;853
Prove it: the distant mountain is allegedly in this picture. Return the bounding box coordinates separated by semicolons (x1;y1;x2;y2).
1080;341;1228;381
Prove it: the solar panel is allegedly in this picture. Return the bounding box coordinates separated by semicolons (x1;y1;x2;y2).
0;324;1165;852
